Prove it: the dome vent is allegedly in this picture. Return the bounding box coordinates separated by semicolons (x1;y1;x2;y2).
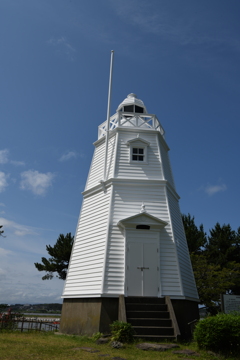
117;93;147;114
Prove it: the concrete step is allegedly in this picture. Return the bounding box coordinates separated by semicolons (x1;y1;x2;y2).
133;334;176;341
133;326;174;336
126;303;168;311
128;318;172;327
125;296;177;340
125;297;166;304
127;311;170;319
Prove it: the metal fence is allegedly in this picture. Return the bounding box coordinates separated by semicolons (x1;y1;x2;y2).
0;317;60;332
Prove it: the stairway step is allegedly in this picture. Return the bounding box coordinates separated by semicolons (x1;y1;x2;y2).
128;318;172;327
126;303;167;311
133;326;174;336
125;297;165;304
127;311;170;319
133;334;176;341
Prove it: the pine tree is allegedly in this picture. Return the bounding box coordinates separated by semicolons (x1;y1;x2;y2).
182;213;207;254
34;233;74;280
0;225;4;237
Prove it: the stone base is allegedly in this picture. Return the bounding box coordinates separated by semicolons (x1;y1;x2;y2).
60;298;118;336
171;299;199;340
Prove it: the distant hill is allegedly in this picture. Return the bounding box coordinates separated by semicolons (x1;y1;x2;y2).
0;303;62;313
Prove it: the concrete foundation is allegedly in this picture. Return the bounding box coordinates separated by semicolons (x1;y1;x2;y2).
60;298;118;335
171;299;199;340
60;297;199;340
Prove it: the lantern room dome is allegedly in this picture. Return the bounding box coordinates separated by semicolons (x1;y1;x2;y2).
117;93;147;114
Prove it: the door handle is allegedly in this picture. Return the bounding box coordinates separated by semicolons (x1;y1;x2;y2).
137;267;149;271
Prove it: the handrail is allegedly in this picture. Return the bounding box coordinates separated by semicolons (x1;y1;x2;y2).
118;295;127;322
165;296;181;338
98;112;165;139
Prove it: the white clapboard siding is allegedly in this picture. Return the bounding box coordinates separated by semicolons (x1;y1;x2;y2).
167;188;199;299
115;131;163;180
103;184;182;296
158;137;175;188
85;135;116;190
63;94;199;302
62;188;111;297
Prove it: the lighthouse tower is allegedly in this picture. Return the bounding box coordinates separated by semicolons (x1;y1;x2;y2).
60;93;199;339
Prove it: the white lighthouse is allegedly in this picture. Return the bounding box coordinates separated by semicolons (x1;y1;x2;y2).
60;93;199;339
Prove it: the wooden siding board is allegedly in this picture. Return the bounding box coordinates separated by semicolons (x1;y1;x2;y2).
62;188;111;297
86;135;116;190
167;188;199;300
158;138;175;188
102;184;183;296
63;114;198;300
115;132;163;180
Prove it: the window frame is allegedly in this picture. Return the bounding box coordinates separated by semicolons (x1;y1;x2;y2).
131;147;145;162
126;137;150;165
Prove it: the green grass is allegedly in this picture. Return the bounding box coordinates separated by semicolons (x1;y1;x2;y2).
0;332;237;360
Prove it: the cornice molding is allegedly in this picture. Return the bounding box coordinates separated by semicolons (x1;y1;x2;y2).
83;178;180;200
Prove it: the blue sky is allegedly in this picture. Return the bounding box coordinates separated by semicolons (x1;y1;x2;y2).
1;0;240;304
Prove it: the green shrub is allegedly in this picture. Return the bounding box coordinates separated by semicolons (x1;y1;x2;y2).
194;312;240;355
91;332;103;341
110;320;134;343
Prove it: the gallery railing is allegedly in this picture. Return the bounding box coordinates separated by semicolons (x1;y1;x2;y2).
98;112;165;139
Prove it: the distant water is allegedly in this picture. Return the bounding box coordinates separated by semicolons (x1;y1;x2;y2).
23;313;61;317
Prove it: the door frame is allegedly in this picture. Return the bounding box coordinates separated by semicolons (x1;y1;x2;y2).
126;230;160;297
117;211;168;298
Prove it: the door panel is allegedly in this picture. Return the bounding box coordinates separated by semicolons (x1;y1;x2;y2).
127;242;142;296
143;243;158;296
127;237;158;296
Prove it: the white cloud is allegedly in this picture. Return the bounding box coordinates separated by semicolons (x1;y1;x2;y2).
0;172;8;192
202;183;227;196
59;151;78;162
0;248;12;257
0;267;7;281
0;217;38;237
10;160;25;166
0;203;5;207
47;36;76;61
109;0;240;53
0;258;63;303
0;149;9;164
20;170;55;195
0;149;25;166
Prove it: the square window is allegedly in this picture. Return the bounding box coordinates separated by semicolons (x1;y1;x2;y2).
132;148;145;161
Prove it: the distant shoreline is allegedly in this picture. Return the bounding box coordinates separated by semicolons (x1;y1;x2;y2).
23;313;61;317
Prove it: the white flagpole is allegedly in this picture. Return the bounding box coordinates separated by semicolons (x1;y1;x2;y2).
103;50;114;182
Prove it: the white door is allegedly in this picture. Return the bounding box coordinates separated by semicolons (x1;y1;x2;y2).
126;238;159;296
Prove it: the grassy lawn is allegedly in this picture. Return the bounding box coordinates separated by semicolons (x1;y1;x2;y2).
0;331;237;360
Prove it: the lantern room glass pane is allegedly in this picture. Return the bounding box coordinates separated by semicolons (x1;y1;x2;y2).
135;105;144;113
124;105;134;112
